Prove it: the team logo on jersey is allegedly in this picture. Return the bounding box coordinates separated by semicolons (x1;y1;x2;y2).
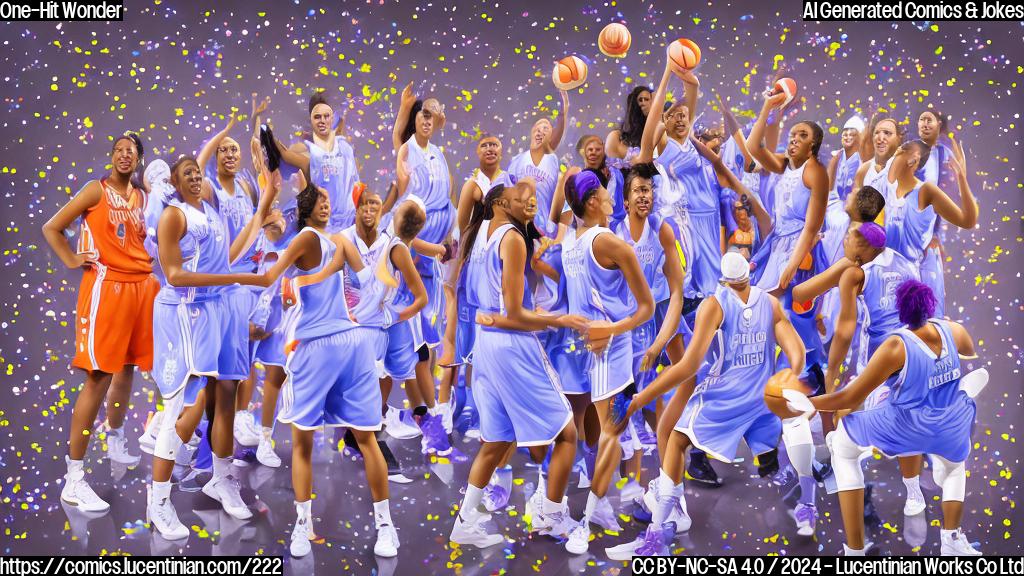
742;307;753;327
116;222;126;243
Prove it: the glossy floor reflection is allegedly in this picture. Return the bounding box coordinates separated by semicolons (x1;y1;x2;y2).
8;399;1021;576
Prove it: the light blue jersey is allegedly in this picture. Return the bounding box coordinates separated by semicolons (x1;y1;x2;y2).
613;215;668;303
844;320;975;462
341;226;392;328
307;136;359;233
287;228;356;341
508;150;562;238
675;285;781;461
861;248;920;354
835;148;861;201
156;199;228;304
209;174;258;274
884;182;935;268
751;161;823;292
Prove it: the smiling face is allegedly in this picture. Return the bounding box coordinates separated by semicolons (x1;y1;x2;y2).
476;137;502;168
625;176;653;218
310;103;333;138
172;160;204;202
664;104;690;140
786;122;816;161
216;137;241;176
310;188;331;228
111;138;140;177
841;127;859;150
530;118;552;150
873;119;900;162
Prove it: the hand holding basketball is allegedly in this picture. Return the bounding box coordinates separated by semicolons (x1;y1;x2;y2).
765;368;814;419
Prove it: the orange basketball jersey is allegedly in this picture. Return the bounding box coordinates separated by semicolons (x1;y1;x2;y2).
76;178;151;280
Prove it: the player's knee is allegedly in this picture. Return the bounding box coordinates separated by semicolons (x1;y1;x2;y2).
932;455;967;502
827;426;866;492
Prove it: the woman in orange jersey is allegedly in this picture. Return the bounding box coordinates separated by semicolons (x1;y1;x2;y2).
42;133;159;512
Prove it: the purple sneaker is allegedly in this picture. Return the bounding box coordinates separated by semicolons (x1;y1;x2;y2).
483;484;511;512
423;414;453;456
793;502;817;536
633;522;675;556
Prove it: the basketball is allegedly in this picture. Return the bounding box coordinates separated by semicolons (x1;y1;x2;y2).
764;368;813;419
598;23;631;58
772;77;799;107
552;55;588;90
668;38;702;72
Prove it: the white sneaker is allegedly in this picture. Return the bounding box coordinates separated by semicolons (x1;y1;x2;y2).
641;485;691;533
532;497;570;536
256;437;281;468
290;516;312;557
107;432;141;466
941;528;981;556
139;411;164;455
147;489;189;540
619;480;644;505
374;524;400;557
524;487;544;531
384;407;422;439
605;535;645;561
589;496;623;532
903;489;927;516
202;476;252;520
62;470;110;513
566;521;591;555
450;512;504;548
233;411;260;447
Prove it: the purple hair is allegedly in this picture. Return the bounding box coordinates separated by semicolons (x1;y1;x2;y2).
858;221;886;249
896;279;936;329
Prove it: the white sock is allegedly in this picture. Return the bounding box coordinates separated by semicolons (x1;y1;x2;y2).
212;456;231;481
543;497;563;515
428;405;441;417
844;544;866;556
496;466;513;492
66;456;84;477
904;475;923;497
538;468;547;498
295;499;311;518
653;470;682;527
108;425;124;437
460;484;484;520
152;480;172;502
583;491;599;523
261;426;273;441
373;499;392;528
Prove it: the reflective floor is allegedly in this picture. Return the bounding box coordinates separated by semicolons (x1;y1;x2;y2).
5;388;1021;575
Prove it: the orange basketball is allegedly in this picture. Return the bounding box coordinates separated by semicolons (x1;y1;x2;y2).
764;368;813;419
772;77;799;107
598;23;631;58
668;38;701;72
552;55;588;90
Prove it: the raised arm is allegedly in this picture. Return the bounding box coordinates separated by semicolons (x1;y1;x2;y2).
718;93;755;171
636;64;672;164
228;169;282;265
691;135;771;239
42;181;103;270
745;93;787;174
813;335;904;411
546;90;569;153
392;82;416;153
457;179;482;234
858;111;882;164
549;166;579;225
395;143;411;197
922;135;977;229
823;267;864;393
274;138;311;178
772;295;806;375
197;114;239;171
